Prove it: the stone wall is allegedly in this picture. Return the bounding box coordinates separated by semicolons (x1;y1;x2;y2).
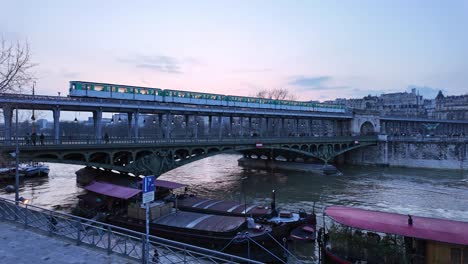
344;139;468;170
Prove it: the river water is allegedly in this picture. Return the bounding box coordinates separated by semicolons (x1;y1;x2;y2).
1;154;467;262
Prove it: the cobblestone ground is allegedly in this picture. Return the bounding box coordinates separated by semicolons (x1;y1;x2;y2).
0;221;136;264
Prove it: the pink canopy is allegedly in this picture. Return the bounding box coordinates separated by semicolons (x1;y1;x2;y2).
326;206;468;246
85;181;141;199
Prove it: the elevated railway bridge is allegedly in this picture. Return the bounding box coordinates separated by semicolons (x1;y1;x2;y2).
0;136;377;177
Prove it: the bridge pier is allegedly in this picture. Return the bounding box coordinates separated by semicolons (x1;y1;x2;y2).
2;106;12;145
133;112;139;143
158;113;163;138
53;108;60;144
93;110;102;143
165;113;171;140
208;115;212;137
218;116;222;139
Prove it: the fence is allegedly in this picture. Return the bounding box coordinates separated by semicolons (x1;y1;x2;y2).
0;197;263;264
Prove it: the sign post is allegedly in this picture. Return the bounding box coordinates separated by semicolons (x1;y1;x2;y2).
142;175;155;264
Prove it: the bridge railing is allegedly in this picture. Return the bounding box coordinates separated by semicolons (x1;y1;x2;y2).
0;197;262;264
0;135;378;147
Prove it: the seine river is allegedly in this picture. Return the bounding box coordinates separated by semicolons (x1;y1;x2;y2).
1;154;467;262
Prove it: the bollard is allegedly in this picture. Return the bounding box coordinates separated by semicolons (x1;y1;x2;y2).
76;222;82;246
141;234;146;264
107;226;112;255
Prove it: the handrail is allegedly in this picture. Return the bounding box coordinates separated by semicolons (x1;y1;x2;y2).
0;197;263;264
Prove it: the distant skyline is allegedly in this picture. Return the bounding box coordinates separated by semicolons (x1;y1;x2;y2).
2;0;468;101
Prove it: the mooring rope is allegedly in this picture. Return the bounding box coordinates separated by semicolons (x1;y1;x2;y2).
266;232;302;263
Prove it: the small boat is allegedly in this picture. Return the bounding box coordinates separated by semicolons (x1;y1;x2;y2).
20;163;50;177
289;224;316;242
0;163;49;180
318;206;468;264
174;184;317;233
79;181;293;263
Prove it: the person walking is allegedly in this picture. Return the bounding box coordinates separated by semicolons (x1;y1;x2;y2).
31;132;37;146
25;133;30;145
40;133;45;145
104;133;110;144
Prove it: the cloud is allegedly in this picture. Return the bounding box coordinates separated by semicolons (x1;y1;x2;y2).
289;76;332;87
60;70;79;79
232;68;273;73
407;85;446;99
119;55;183;74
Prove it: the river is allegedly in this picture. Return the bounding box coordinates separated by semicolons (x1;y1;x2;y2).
1;154;467;262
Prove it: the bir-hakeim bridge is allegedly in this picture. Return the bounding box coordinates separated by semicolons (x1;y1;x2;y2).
1;92;468;175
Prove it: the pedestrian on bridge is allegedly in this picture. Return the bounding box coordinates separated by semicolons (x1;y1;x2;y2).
40;133;45;145
25;133;30;145
31;132;37;146
104;133;110;144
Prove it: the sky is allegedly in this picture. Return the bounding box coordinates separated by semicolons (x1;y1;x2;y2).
2;0;468;102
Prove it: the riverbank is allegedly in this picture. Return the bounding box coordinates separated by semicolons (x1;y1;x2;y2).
0;221;134;264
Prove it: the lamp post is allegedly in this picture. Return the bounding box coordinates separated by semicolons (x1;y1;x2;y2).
14;107;19;205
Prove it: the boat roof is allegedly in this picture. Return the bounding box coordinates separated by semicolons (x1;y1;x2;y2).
85;181;141;199
153;211;245;233
177;196;269;216
326;206;468;245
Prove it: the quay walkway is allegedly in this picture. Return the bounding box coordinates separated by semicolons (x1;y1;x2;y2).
0;198;263;264
0;221;133;264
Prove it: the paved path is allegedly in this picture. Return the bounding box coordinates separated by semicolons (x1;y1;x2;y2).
0;221;136;264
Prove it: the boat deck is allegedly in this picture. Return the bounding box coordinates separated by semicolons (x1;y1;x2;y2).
177;197;269;216
153;211;246;233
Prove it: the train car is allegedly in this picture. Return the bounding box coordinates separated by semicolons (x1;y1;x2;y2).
69;81;163;102
69;81;346;113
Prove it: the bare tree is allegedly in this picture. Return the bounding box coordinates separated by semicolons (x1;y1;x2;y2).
0;38;35;93
255;88;297;101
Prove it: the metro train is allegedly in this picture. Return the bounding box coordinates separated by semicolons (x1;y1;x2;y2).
69;81;346;113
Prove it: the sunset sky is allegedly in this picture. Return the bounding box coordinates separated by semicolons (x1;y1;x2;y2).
2;0;468;101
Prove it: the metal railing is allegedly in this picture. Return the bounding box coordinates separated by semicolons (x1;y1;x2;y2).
0;197;262;264
0;135;378;147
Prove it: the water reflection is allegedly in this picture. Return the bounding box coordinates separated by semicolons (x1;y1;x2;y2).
0;154;466;262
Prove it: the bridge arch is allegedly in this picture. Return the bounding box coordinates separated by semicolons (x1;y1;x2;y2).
89;152;110;163
360;121;376;135
63;153;86;162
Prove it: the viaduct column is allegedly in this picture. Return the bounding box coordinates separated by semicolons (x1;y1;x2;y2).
165;113;171;140
208;115;212;137
239;117;244;137
184;115;189;138
133;111;139;143
53;108;60;144
93;109;103;143
158;113;163;138
2;106;12;145
248;117;252;136
229;116;234;137
127;113;133;139
266;117;270;137
218;116;223;139
296;119;300;136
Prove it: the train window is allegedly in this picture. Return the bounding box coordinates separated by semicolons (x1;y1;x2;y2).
140;89;148;95
72;84;76;90
118;87;126;93
94;85;104;91
127;88;134;93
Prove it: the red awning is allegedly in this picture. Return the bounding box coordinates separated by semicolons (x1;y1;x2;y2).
326;206;468;246
85;181;141;200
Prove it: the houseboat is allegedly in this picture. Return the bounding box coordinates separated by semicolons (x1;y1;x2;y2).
318;206;468;264
79;181;293;263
